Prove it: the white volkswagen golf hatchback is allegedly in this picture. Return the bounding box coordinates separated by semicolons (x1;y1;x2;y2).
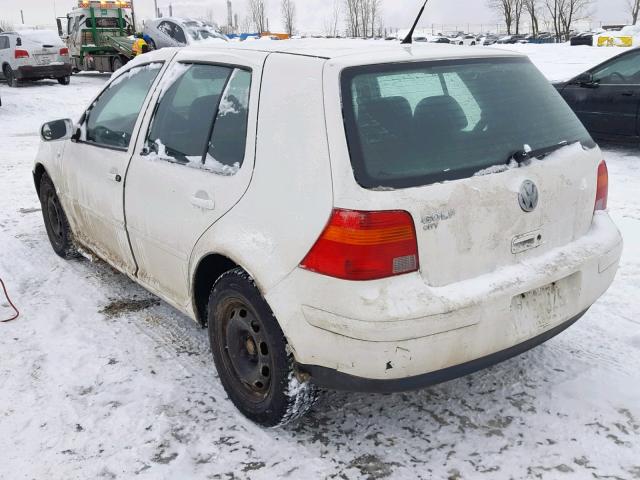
33;41;622;426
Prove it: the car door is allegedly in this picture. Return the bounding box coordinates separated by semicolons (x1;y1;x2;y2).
561;49;640;139
61;59;169;275
125;49;266;307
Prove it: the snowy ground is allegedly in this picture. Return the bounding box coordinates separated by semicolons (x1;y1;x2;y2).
0;44;639;480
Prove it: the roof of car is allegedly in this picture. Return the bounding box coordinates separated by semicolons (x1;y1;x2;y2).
185;39;525;62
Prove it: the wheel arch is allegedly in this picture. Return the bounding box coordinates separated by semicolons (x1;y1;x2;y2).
33;163;49;197
191;252;241;327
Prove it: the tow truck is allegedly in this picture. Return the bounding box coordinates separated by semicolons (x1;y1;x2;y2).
57;0;136;73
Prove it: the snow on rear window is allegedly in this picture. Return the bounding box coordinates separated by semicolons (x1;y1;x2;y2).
341;57;594;189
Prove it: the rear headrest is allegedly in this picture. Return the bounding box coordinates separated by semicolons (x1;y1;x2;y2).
357;96;412;141
414;95;468;133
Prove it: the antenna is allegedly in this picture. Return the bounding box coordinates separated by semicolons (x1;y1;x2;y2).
401;0;430;45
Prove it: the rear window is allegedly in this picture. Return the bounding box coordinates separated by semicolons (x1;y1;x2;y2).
341;57;594;189
17;30;63;45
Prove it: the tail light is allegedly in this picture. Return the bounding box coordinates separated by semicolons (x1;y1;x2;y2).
59;47;69;56
300;208;419;281
595;160;608;211
15;49;29;59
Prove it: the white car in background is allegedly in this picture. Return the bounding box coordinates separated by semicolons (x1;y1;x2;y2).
451;34;479;46
0;29;71;87
32;41;622;426
142;17;228;49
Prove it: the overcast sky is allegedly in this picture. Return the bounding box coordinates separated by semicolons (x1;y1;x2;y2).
1;0;633;33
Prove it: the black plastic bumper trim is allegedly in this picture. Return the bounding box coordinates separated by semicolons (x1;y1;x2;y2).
299;309;588;393
17;64;72;79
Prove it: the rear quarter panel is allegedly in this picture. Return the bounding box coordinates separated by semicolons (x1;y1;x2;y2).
189;53;334;295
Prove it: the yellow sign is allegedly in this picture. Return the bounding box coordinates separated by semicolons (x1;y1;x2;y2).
597;35;633;47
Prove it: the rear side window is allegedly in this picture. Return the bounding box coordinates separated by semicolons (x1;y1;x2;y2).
147;63;251;175
0;37;9;49
85;63;162;149
341;57;594;189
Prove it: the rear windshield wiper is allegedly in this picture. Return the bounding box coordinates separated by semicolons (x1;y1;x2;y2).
510;141;573;164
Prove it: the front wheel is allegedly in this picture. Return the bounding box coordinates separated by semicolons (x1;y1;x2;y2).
208;268;318;427
39;173;78;259
57;76;70;85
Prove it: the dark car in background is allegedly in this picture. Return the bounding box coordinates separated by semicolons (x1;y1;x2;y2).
555;48;640;142
570;32;595;46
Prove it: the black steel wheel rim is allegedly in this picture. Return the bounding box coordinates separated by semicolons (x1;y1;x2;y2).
219;298;273;402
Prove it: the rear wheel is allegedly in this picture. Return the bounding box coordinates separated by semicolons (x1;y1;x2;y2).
208;268;318;427
57;76;70;85
39;174;78;259
4;66;18;87
111;56;124;72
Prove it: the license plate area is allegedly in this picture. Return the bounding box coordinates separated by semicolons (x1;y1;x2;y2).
511;273;580;338
36;55;53;65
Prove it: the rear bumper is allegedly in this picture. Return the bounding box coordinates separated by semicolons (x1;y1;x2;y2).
16;64;71;80
300;309;587;393
266;213;622;385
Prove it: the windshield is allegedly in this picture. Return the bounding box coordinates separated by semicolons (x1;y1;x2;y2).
341;57;594;189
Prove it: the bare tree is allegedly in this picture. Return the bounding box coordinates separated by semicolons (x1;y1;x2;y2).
627;0;640;24
561;0;593;37
344;0;383;38
488;0;515;34
544;0;593;41
247;0;267;33
0;19;13;32
323;0;342;37
524;0;540;36
281;0;296;36
514;0;525;34
369;0;382;38
345;0;362;37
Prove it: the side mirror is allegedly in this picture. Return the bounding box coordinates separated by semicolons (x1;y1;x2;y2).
576;72;598;87
41;119;74;142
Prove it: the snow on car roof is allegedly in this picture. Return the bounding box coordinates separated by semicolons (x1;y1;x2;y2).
15;29;64;45
185;38;525;62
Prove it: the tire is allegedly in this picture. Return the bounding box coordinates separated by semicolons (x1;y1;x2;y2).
4;65;18;87
57;76;71;85
111;56;124;72
39;174;78;259
208;268;318;427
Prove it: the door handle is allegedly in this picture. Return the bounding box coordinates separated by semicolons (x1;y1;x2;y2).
108;172;122;182
190;191;215;210
622;91;634;97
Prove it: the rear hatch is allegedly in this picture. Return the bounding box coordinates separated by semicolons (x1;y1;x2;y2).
18;30;65;66
338;55;600;286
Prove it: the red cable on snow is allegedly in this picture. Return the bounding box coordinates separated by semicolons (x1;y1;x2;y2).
0;278;19;322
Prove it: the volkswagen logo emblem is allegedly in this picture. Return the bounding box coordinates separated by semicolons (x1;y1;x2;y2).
518;180;539;212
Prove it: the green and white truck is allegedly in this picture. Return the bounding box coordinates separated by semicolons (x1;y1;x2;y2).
57;0;136;73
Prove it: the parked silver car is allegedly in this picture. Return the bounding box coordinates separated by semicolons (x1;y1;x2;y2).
142;17;228;49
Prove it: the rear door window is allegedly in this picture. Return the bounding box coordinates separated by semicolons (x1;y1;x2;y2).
147;63;251;175
341;57;594;189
